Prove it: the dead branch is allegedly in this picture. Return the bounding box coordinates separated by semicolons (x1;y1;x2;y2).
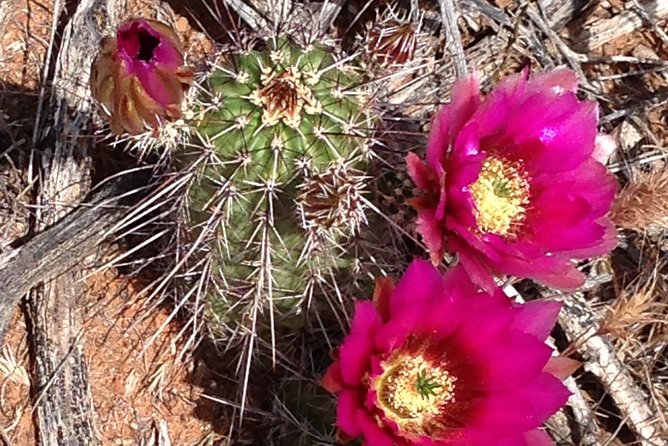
311;0;343;35
246;0;291;26
438;0;467;78
475;0;589;73
362;0;591;118
26;0;122;443
558;292;666;446
0;172;149;323
224;0;269;31
575;0;668;52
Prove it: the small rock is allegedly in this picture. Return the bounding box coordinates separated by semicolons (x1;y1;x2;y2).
175;16;189;34
632;44;659;60
619;120;644;151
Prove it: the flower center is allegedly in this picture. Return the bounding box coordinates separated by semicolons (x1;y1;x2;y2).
255;70;320;127
136;29;160;63
469;155;531;237
374;351;456;435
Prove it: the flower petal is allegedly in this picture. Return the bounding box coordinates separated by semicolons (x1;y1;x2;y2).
390;259;444;315
413;203;446;259
514;98;598;172
560;218;617;258
467;330;553;392
500;254;586;290
544;356;582;380
523;429;556;446
92;18;192;135
339;302;382;386
448;235;499;293
327;260;570;446
336;390;363;436
406;153;434;191
372;276;395;322
466;373;569;441
593;134;616;164
426;75;482;169
512;300;562;340
357;411;395;446
322;359;344;393
406;67;616;292
527;66;578;95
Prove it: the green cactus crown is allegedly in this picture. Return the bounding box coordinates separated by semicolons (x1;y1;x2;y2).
192;37;372;177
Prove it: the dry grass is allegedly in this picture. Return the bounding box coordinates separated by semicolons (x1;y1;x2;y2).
597;260;668;442
612;170;668;232
601;265;668;347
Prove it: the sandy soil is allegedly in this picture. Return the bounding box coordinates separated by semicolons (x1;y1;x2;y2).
0;268;221;445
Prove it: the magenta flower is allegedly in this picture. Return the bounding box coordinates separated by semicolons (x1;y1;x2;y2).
322;260;571;446
406;68;617;291
91;18;193;135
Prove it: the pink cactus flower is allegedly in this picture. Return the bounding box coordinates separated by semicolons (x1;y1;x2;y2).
322;260;572;446
406;68;617;291
91;18;193;135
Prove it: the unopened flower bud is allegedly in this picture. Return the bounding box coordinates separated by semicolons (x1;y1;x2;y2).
91;18;193;135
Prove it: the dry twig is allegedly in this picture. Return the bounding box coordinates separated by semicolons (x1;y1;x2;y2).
23;0;125;442
438;0;467;78
611;170;668;232
576;0;668;52
0;172;150;341
558;292;666;446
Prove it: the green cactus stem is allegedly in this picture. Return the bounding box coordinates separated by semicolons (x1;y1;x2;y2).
177;37;374;338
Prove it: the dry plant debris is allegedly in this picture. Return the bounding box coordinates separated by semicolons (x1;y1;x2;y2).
84;270;216;445
612;169;668;232
0;268;217;445
0;0;666;444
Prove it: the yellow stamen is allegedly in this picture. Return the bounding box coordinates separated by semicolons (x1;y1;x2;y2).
374;351;456;436
469;156;531;237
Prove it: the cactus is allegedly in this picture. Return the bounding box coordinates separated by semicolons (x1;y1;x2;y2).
176;37;374;340
90;10;421;432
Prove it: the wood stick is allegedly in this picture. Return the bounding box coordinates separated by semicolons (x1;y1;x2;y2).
558;292;667;446
26;0;120;443
244;0;292;26
576;0;668;51
466;0;589;86
438;0;468;78
0;172;150;329
312;0;344;34
390;0;589;114
224;0;268;31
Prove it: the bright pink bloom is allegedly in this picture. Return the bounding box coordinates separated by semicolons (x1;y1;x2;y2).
406;68;617;291
322;260;571;446
91;19;193;135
